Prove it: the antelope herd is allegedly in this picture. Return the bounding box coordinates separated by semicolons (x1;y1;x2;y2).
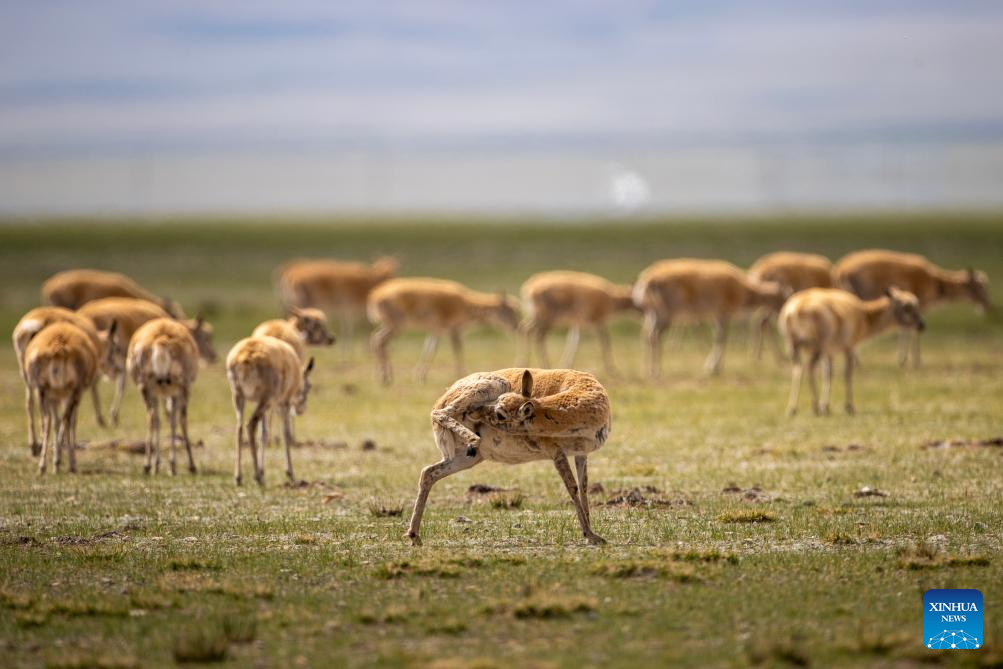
8;248;991;544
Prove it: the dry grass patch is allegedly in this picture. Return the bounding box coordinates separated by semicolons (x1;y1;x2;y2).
356;603;412;625
173;625;229;664
824;531;858;546
167;556;221;571
665;548;739;564
373;555;488;579
45;653;139;669
483;590;597;620
896;543;991;570
592;559;701;582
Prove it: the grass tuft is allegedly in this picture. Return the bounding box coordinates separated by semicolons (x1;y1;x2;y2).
366;498;405;518
45;653;139;669
488;491;525;510
173;625;229;663
592;559;701;582
718;510;777;523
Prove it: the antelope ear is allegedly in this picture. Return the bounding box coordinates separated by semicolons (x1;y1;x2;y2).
518;401;535;420
108;319;118;338
304;357;315;375
520;369;533;398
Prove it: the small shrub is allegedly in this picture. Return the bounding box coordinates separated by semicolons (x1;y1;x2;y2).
719;510;776;523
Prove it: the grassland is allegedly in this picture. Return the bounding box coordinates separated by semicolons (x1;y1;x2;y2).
0;213;1001;668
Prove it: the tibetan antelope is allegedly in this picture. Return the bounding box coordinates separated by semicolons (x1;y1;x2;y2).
747;252;833;361
518;270;637;374
406;368;611;546
368;278;519;385
251;307;336;360
633;259;789;378
24;322;99;474
251;308;333;445
127;318;201;475
80;298;216;425
14;307;111;453
43;269;185;317
834;249;990;367
779;287;925;416
277;257;399;352
226;336;315;486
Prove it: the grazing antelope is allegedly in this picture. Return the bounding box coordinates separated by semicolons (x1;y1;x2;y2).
127;318;201;475
406;368;611;546
251;307;336;360
79;298;216;425
24;322;98;474
368;278;520;385
633;259;789;378
833;249;990;367
14;307;111;453
226;336;315;486
518;271;637;374
277;257;399;352
43;269;185;317
779;287;925;416
747;252;834;360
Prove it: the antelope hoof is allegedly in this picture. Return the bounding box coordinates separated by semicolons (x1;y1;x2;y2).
189;464;198;474
585;533;607;546
786;407;797;417
818;405;830;416
143;464;152;475
234;476;242;486
96;416;107;429
38;465;46;476
254;473;265;487
845;403;856;416
30;442;42;457
170;464;177;476
406;531;422;547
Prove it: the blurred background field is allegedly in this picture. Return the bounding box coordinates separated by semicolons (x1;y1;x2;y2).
0;215;1001;668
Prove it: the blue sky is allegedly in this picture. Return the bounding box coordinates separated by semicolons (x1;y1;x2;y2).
1;2;1003;213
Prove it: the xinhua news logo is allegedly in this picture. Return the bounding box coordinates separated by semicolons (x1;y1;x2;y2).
924;589;982;650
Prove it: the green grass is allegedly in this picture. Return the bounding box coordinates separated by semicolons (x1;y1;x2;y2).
0;213;1001;668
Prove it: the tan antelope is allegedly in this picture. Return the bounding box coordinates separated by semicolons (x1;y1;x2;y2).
747;252;834;360
43;269;185;317
127;318;201;475
226;336;315;486
406;368;611;546
23;322;98;474
14;307;112;453
518;271;637;374
779;287;925;416
833;249;990;367
251;308;333;445
251;307;336;360
368;278;519;385
79;297;216;425
632;259;789;378
277;257;399;351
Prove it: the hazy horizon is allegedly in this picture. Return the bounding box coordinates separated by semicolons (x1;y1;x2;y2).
3;1;1003;215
